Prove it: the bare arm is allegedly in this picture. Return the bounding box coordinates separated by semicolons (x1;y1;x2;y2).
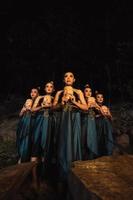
31;104;53;112
31;96;44;112
53;90;63;107
72;89;88;111
106;107;113;120
90;102;101;111
72;100;88;111
31;106;42;112
19;107;27;117
87;97;101;110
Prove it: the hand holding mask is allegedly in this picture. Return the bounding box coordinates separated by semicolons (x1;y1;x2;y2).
41;95;52;107
62;86;74;104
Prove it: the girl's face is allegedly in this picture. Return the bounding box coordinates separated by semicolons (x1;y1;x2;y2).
96;94;104;104
45;83;54;94
84;88;92;98
64;72;75;86
30;89;39;99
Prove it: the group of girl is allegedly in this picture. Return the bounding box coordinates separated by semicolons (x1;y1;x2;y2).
16;71;114;186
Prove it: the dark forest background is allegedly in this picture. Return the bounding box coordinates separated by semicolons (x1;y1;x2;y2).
0;1;133;104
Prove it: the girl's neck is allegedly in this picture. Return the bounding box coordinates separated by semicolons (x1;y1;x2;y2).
32;96;37;101
97;102;103;106
65;84;73;87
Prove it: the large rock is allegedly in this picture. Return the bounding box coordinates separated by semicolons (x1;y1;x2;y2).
68;155;133;200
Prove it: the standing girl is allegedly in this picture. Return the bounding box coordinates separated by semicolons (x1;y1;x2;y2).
53;72;87;181
30;81;55;188
31;81;55;163
81;84;98;160
16;87;40;163
95;91;114;156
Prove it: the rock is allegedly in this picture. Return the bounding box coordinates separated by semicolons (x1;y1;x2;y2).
116;134;129;148
0;162;37;200
0;118;18;141
68;155;133;200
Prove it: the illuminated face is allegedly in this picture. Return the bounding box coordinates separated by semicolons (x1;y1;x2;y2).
96;94;104;104
64;72;75;86
45;83;54;94
84;88;92;98
30;89;39;99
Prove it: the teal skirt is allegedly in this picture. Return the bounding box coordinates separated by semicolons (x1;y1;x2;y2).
95;116;114;156
58;109;82;180
49;110;62;164
31;109;52;159
43;110;62;180
16;112;33;162
81;112;98;160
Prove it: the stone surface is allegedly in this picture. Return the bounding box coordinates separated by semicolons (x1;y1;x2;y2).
0;118;18;141
0;162;59;200
68;155;133;200
0;162;36;200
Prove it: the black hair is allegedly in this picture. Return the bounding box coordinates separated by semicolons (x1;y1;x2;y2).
31;86;40;93
95;90;104;97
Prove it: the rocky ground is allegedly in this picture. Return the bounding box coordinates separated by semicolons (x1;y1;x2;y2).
69;155;133;200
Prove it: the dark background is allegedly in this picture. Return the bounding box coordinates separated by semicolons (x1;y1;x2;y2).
0;1;133;104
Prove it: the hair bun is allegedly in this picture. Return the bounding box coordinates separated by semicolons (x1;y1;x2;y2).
37;86;41;90
95;90;99;95
45;81;54;85
84;84;90;88
50;81;54;85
